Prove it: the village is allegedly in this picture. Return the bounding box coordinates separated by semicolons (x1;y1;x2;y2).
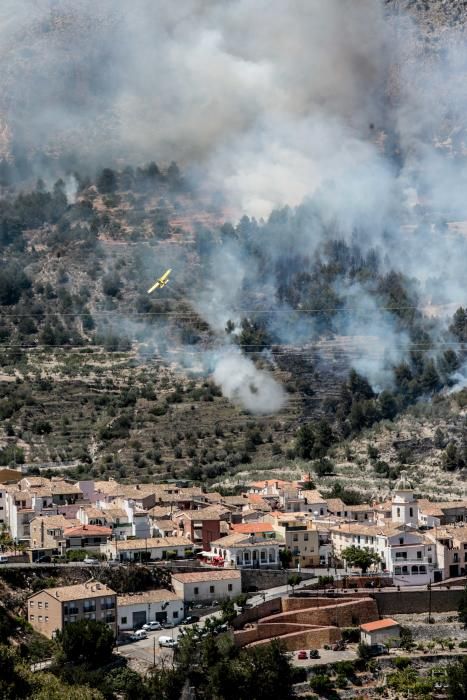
1;464;467;689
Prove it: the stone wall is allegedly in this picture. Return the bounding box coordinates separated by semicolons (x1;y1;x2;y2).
374;588;464;615
232;597;283;629
240;568;313;592
245;626;341;651
277;596;378;627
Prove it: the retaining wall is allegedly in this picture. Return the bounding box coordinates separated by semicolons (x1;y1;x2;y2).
244;625;341;651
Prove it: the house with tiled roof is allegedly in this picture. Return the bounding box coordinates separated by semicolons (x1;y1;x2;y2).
102;535;193;562
171;570;241;603
117;589;184;630
27;581;117;639
360;618;400;646
174;506;226;550
208;531;284;569
29;515;80;556
64;524;112;552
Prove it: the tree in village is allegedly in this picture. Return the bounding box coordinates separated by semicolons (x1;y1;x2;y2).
287;574;302;594
55;619;114;668
341;545;381;574
279;548;293;569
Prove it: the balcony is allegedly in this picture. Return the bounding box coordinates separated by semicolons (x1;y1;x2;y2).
102;602;115;610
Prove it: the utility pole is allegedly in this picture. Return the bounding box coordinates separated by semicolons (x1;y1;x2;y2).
153;636;156;667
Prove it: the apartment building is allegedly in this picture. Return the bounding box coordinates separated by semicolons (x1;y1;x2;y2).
174;507;224;550
27;581;117;639
265;513;320;567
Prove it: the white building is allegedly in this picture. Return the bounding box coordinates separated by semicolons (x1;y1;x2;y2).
331;522;437;585
102;535;192;562
117;589;184;631
209;532;283;569
360;619;401;647
171;571;242;603
391;471;418;527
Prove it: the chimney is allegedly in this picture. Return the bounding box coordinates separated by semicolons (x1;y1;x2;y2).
55;591;59;598
96;583;101;590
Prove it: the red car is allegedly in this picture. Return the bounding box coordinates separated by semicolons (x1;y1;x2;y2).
297;650;308;660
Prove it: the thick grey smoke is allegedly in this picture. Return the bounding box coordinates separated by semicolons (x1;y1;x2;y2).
2;0;467;403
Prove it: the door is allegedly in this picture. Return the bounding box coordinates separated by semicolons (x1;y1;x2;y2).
449;564;459;578
132;611;146;629
155;611;167;623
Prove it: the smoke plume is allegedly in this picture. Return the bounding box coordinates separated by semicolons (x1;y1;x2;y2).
1;1;467;406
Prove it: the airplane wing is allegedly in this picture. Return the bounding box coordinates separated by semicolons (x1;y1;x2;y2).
147;279;161;294
147;269;172;294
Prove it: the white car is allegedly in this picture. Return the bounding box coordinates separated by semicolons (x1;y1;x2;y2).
83;557;100;565
158;636;178;648
143;621;162;631
132;629;148;641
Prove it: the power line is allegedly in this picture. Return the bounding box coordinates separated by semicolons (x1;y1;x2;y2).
0;340;465;350
0;301;464;318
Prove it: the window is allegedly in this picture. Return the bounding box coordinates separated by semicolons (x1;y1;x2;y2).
45;616;48;622
209;586;215;593
30;601;34;608
303;533;308;541
399;537;404;545
121;616;127;624
417;551;422;559
397;508;400;518
194;587;199;595
173;611;178;618
38;615;43;622
30;614;35;621
292;534;298;542
228;584;233;591
260;550;266;562
38;602;42;608
409;507;413;517
44;602;48;609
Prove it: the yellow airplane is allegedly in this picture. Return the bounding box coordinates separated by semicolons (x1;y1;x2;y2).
147;268;172;294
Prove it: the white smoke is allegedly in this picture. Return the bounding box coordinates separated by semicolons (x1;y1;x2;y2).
64;174;79;204
212;349;286;415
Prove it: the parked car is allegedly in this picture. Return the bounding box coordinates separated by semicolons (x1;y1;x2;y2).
130;629;148;641
143;621;162;631
181;616;200;625
36;555;51;563
159;636;178;648
368;644;389;657
162;621;175;629
0;555;8;564
193;603;204;609
83;557;100;565
332;641;346;651
297;650;308;660
309;649;320;659
211;600;219;607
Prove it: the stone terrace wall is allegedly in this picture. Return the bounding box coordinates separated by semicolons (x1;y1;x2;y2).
374;588;464;615
246;626;341;651
275;596;378;627
232;597;283;629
